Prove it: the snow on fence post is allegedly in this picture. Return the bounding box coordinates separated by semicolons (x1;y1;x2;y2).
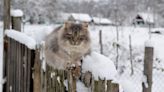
142;42;154;92
11;9;23;31
99;30;103;54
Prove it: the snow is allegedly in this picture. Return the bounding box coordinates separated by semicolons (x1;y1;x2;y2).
137;13;155;23
5;29;36;49
40;41;46;71
118;77;139;92
11;9;24;17
82;51;117;80
1;23;164;92
64;80;90;92
92;17;113;25
70;13;92;22
142;75;148;88
23;24;57;43
145;40;154;47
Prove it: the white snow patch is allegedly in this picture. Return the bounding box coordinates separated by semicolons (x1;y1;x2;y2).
40;41;46;71
24;24;57;43
145;40;154;47
142;75;148;88
50;72;56;78
82;51;117;80
11;9;23;17
64;80;90;92
57;76;61;84
5;29;36;49
118;78;138;92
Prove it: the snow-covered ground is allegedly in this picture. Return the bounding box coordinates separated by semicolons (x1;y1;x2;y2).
1;23;164;92
90;26;164;92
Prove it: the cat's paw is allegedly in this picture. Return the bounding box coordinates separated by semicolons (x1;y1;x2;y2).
66;63;81;79
66;63;76;70
72;66;81;79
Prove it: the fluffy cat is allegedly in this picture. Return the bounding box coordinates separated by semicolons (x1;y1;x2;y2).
45;21;91;71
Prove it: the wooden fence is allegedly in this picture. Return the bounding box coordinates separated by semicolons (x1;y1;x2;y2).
5;37;120;92
6;38;35;92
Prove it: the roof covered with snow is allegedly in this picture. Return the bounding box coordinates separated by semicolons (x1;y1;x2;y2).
137;12;155;23
92;17;113;25
69;13;92;22
11;9;24;17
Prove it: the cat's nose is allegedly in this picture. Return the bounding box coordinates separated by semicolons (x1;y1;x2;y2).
72;41;76;45
75;42;79;45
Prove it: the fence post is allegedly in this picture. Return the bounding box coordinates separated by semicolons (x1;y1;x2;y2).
11;10;23;31
107;80;119;92
3;0;10;30
33;50;41;92
93;79;106;92
3;0;11;91
142;46;153;92
99;30;103;54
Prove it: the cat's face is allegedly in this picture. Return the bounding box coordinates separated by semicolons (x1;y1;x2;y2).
62;22;90;46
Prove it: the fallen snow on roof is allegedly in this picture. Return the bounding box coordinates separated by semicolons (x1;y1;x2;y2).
11;9;24;17
82;51;117;80
5;29;36;49
137;13;154;23
92;17;113;24
71;13;92;22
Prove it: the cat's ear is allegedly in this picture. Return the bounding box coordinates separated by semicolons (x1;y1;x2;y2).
82;22;88;30
64;21;72;29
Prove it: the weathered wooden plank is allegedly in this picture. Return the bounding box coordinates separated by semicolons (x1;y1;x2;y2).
142;47;153;92
20;44;25;92
33;50;41;92
18;42;21;92
10;39;14;92
45;65;66;92
93;79;105;92
6;38;11;92
24;46;28;92
3;0;10;30
107;80;119;92
27;49;31;92
15;41;18;92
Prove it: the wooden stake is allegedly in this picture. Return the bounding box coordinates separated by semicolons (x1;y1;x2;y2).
142;46;153;92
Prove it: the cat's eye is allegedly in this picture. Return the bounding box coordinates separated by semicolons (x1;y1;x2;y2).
65;34;72;39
